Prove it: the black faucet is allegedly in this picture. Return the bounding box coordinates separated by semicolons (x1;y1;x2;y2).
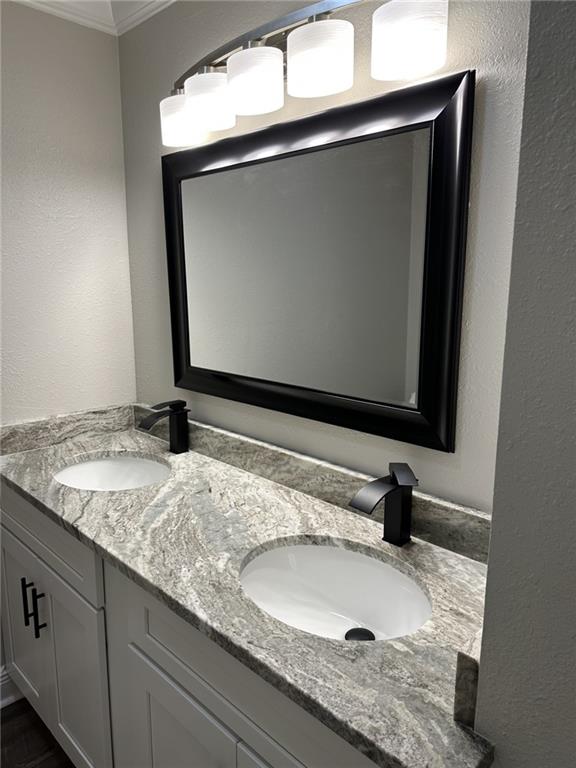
349;463;418;547
138;400;189;454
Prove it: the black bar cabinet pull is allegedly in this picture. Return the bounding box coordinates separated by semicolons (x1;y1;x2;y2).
31;588;47;639
20;577;34;626
20;577;48;638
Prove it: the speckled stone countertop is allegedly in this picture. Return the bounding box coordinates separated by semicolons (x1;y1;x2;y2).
0;426;492;768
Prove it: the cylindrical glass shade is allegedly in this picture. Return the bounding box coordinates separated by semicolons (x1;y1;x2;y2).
184;72;236;131
287;19;354;98
371;0;449;81
227;46;285;116
159;94;207;148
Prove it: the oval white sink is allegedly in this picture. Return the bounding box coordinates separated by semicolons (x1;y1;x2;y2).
241;544;431;641
53;455;170;491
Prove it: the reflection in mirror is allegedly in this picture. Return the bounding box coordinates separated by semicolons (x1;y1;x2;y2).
181;127;430;408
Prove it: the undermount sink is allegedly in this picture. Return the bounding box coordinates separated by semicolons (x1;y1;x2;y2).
240;544;432;641
53;455;170;491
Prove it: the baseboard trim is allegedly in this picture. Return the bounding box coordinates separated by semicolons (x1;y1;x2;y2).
1;666;23;708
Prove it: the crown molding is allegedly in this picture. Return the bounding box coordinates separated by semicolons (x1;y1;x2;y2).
114;0;175;35
16;1;117;34
14;1;176;36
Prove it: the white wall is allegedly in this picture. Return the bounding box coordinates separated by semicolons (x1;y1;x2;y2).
118;0;529;511
475;3;576;765
1;2;136;424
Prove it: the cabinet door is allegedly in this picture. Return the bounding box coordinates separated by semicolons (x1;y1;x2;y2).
41;556;112;768
1;527;52;721
1;526;112;768
111;643;238;768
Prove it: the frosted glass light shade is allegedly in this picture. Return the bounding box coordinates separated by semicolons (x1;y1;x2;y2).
184;72;236;131
287;19;354;98
159;94;207;148
227;47;284;116
371;0;449;81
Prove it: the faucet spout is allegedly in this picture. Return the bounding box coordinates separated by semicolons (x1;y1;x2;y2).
349;463;418;547
349;476;398;516
139;410;171;430
137;400;189;454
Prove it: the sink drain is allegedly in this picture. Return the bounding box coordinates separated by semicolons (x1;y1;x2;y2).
344;627;376;641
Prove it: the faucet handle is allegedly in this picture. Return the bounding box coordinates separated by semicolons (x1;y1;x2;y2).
151;400;187;412
389;463;418;487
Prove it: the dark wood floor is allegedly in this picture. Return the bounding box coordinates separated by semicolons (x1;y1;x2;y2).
1;698;74;768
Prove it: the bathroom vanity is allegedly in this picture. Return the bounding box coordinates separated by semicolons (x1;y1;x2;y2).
0;406;492;768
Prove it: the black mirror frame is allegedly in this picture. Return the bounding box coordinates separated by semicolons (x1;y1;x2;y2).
162;70;475;452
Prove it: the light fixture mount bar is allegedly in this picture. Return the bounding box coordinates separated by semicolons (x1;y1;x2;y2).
243;39;265;50
171;0;364;91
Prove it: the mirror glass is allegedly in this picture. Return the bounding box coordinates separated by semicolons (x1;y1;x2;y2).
181;127;430;408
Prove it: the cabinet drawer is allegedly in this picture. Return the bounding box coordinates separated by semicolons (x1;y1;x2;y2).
1;482;103;607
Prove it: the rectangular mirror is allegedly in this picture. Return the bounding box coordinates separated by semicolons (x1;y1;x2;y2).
163;71;475;451
182;128;429;409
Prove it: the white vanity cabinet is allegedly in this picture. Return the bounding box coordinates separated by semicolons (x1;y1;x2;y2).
105;564;376;768
106;564;302;768
112;642;239;767
0;486;113;768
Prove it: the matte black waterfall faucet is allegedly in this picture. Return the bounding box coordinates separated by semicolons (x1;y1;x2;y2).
138;400;189;454
349;463;418;547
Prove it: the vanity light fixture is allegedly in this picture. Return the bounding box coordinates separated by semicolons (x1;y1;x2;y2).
184;70;236;132
371;0;449;81
159;93;208;148
160;0;450;147
228;43;285;116
287;16;354;98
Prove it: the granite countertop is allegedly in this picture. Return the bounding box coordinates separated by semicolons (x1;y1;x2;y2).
0;425;492;768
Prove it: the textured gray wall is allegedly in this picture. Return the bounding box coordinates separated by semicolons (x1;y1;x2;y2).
475;3;576;765
119;1;530;510
1;2;136;423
